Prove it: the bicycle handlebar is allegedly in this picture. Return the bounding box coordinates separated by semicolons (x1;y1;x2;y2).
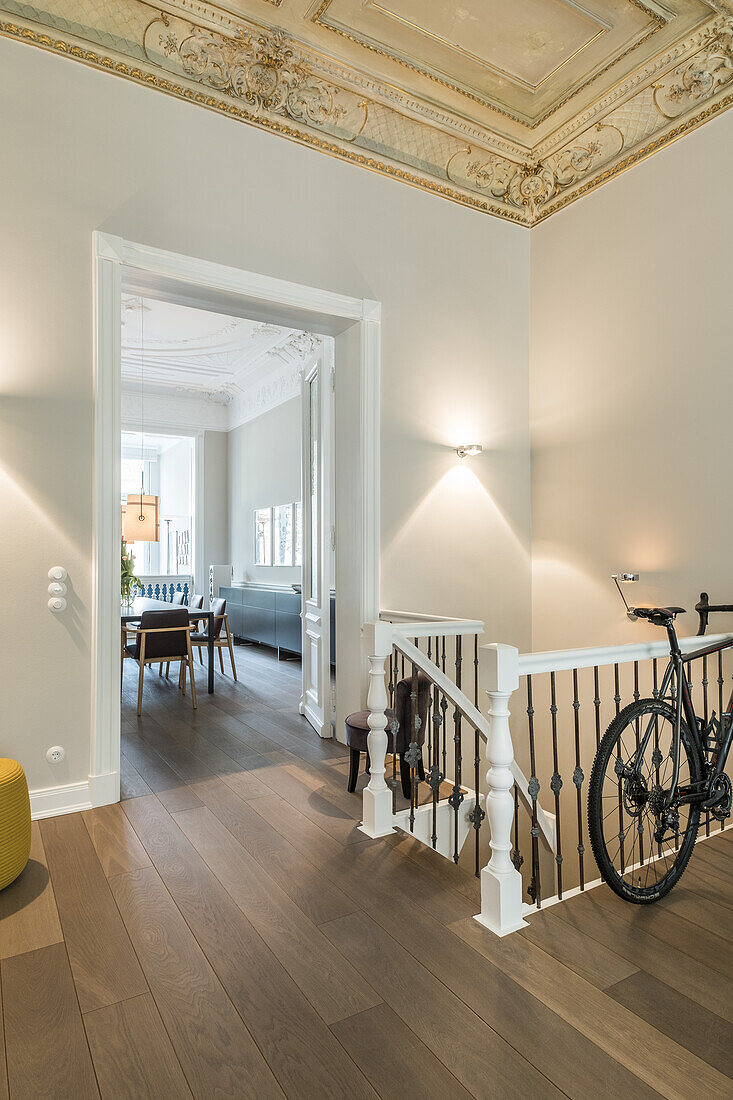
695;591;733;636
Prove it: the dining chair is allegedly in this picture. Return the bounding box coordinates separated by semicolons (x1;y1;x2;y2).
171;591;185;605
190;597;237;679
121;608;197;716
164;592;205;679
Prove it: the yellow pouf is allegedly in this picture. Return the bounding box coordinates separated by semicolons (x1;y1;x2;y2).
0;759;31;890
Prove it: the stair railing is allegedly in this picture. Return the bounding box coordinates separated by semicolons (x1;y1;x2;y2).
362;618;554;937
364;620;733;937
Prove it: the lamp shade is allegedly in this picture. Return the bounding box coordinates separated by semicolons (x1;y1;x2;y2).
123;493;159;542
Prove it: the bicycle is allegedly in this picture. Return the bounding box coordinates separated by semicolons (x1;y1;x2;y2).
588;603;732;904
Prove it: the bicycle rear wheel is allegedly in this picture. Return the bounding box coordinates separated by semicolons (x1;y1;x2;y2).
588;699;702;903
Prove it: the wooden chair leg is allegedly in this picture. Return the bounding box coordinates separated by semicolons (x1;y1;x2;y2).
165;661;170;679
198;648;204;665
158;664;163;677
136;662;145;717
181;660;186;697
347;748;360;793
226;624;237;681
187;652;197;711
218;646;225;674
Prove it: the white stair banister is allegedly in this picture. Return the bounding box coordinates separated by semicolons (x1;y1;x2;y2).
475;643;529;937
360;621;396;838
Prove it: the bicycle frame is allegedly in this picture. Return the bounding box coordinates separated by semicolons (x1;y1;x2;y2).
634;625;733;807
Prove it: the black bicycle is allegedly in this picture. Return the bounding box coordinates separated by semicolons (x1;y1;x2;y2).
588;602;732;904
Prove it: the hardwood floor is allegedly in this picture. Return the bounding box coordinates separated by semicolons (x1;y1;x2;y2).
1;643;732;1098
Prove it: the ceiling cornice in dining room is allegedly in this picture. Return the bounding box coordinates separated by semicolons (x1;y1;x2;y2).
3;0;733;224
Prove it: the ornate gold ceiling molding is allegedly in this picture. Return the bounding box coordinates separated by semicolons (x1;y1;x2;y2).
1;1;733;225
311;0;667;129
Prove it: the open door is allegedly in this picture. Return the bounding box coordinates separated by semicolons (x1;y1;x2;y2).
300;343;334;737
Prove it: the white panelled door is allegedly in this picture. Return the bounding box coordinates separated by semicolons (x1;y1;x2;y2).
300;346;334;737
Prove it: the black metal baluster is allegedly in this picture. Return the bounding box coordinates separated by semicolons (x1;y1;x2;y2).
526;676;541;907
429;683;442;849
407;658;420;833
474;635;479;708
449;636;464;864
470;719;486;877
387;646;395;710
572;668;585;891
593;666;601;749
511;783;523;874
549;672;563;900
614;664;621;716
470;634;485;876
441;637;448;778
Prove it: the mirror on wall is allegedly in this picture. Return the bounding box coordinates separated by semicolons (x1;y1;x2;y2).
254;503;302;567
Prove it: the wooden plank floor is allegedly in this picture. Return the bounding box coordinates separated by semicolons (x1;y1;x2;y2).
1;642;732;1098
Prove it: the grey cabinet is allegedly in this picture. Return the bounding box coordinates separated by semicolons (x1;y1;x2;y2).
221;585;335;664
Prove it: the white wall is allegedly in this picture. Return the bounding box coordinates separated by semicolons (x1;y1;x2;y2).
0;37;531;796
201;431;229;595
159;438;191;522
530;107;733;652
228;397;302;586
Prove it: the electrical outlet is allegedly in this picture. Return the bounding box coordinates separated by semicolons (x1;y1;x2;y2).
46;746;65;764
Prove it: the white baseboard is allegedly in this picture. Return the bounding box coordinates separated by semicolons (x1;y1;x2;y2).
29;771;120;820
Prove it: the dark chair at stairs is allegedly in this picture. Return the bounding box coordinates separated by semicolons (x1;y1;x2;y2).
345;672;431;796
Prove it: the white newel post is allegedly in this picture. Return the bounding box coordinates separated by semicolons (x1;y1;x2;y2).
475;643;528;936
360;621;396;838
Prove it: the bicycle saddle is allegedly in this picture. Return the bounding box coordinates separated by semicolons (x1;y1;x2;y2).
632;606;686;626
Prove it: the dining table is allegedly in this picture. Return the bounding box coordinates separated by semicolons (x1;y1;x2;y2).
121;597;216;694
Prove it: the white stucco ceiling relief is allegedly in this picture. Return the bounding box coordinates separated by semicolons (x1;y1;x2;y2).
2;0;733;223
121;296;318;432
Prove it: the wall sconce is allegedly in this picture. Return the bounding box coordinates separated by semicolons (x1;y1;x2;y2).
611;572;639;618
456;444;483;459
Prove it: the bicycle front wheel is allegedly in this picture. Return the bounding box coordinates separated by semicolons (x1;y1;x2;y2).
588;699;702;903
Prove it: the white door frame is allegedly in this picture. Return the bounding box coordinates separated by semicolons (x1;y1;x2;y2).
300;346;333;737
91;232;381;802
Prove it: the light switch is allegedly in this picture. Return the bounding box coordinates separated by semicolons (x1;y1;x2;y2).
48;597;67;613
48;566;68;582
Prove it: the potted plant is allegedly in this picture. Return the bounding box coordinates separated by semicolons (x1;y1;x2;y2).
121;539;140;610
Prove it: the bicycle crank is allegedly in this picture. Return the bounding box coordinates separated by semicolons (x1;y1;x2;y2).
704;773;732;822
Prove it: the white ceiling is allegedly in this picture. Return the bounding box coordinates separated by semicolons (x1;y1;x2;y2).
121;296;319;402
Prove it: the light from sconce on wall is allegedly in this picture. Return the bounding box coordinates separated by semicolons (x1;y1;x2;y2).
456;444;483;459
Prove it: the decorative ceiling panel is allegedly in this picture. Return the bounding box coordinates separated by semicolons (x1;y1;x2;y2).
2;0;733;224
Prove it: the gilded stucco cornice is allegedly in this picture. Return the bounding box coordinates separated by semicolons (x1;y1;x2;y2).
2;0;733;226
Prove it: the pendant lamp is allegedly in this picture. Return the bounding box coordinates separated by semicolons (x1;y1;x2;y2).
124;300;159;543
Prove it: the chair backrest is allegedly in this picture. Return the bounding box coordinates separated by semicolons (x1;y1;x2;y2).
136;609;189;660
209;597;226;639
171;591;185;605
189;593;204;609
393;672;432;753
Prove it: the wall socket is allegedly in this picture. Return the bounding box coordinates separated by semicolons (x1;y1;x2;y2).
46;746;65;764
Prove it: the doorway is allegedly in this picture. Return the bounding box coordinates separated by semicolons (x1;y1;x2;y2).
92;233;380;807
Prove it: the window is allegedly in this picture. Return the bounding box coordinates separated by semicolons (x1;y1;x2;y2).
254;503;302;567
274;504;293;567
254;507;272;566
